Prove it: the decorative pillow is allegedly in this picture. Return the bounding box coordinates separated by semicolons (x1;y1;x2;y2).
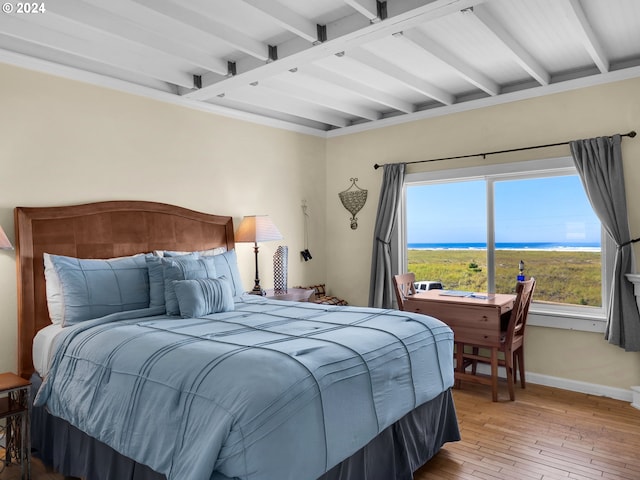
162;256;218;315
44;253;150;326
315;295;349;306
293;284;349;306
212;249;244;296
155;247;227;257
307;284;327;296
145;253;198;310
174;276;235;318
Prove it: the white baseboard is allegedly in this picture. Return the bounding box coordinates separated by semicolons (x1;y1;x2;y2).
631;386;640;410
472;363;633;403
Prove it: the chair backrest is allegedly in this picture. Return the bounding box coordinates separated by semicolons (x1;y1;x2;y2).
393;273;417;310
504;278;536;347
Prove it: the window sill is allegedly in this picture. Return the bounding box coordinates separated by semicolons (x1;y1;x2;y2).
528;307;606;333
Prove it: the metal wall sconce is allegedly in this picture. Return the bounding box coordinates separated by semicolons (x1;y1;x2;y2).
339;178;367;230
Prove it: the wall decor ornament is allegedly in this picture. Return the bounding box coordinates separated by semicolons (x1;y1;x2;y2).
339;178;368;230
273;245;288;293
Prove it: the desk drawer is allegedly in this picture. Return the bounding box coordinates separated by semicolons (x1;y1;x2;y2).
404;301;499;325
449;325;501;346
403;300;502;345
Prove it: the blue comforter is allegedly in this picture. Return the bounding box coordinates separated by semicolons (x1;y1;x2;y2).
35;296;455;480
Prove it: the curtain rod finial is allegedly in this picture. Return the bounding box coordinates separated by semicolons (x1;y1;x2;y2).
374;163;381;170
629;131;637;138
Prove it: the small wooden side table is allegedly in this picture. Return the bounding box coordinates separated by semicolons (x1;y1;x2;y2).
264;288;316;303
0;372;31;480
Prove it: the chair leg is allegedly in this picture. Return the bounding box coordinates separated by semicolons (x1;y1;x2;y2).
454;342;464;389
505;350;515;401
490;347;498;402
517;347;526;388
471;346;478;374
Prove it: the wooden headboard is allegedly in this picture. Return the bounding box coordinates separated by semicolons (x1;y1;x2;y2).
14;201;235;379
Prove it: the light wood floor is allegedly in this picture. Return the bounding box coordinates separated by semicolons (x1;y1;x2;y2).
1;382;638;480
415;382;640;479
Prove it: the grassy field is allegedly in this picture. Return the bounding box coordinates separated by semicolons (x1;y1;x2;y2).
408;249;601;307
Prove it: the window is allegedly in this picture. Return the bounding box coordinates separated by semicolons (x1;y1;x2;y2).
402;157;610;331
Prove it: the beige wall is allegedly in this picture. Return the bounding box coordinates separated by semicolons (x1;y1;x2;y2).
2;61;640;392
325;77;640;390
0;63;327;373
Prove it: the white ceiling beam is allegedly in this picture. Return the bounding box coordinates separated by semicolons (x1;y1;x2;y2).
262;75;381;120
468;5;550;86
344;0;379;21
565;0;609;73
398;28;500;96
346;48;454;105
221;86;350;127
0;14;195;88
301;64;415;113
184;0;486;100
257;84;363;124
132;0;269;61
0;46;325;136
240;0;318;43
83;0;231;64
46;0;228;76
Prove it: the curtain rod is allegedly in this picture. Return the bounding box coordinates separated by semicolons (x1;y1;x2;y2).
373;130;637;170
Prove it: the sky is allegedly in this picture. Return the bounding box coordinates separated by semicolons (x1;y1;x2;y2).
406;174;601;244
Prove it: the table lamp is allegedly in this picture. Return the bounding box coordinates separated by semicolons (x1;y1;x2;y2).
235;215;283;295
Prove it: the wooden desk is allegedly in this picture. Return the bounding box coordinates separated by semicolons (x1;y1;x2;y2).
403;290;515;347
403;290;515;401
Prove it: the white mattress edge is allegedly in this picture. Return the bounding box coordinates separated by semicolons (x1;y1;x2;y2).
33;323;64;377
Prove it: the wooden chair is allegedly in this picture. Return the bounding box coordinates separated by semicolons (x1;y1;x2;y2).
459;278;536;401
392;273;416;310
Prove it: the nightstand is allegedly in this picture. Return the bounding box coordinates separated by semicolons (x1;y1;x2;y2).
264;288;316;303
0;372;31;480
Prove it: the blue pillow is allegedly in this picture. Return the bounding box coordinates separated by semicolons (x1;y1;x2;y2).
212;249;244;296
145;253;198;310
45;253;150;326
174;277;235;318
162;256;218;315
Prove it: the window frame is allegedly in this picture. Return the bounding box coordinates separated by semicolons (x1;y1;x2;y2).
401;156;610;333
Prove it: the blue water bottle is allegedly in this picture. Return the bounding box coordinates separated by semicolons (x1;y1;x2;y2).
517;260;525;282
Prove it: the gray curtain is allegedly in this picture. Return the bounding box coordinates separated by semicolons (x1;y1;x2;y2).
570;135;640;351
369;163;405;308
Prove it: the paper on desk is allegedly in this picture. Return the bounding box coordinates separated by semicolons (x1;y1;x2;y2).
438;290;488;299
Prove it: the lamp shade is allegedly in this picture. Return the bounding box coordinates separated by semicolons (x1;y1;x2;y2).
236;215;283;243
0;226;12;250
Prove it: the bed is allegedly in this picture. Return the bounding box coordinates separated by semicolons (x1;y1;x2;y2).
15;200;460;480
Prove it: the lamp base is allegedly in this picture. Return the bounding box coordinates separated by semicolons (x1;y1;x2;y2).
246;243;266;296
248;285;265;296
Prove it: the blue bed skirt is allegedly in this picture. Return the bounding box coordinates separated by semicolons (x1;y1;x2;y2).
30;374;460;480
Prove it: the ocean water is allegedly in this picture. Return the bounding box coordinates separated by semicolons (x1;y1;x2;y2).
407;242;601;252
